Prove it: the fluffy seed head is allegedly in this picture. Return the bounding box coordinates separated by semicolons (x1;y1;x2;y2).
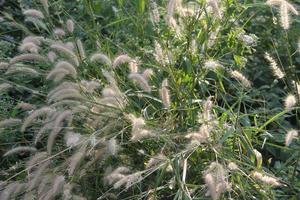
76;39;86;60
40;0;49;14
3;146;37;157
66;19;74;33
284;94;297;110
0;62;9;70
21;107;54;132
285;129;298;146
0;83;12;93
230;70;251;88
227;162;238;171
5;66;39;76
264;53;284;79
54;28;66;38
0;118;22;128
113;54;132;68
23;9;44;19
18;42;39;53
128;73;151;92
10;53;47;64
90;53;112;66
159;79;170;108
51;44;79;66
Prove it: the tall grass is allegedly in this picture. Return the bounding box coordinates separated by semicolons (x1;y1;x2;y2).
0;0;299;199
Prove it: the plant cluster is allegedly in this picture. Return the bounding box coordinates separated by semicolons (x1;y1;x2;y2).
0;0;299;199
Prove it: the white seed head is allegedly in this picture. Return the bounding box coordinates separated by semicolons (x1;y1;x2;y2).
66;19;74;33
284;94;297;110
230;70;251;88
285;129;298;146
90;53;112;66
23;9;44;19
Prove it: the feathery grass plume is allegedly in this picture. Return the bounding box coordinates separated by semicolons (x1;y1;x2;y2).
51;44;79;66
23;9;44;19
0;83;12;93
127;114;154;141
39;0;49;14
154;41;167;65
54;28;66;38
150;0;160;25
206;0;222;18
285;129;298;146
107;138;119;156
129;60;139;73
113;172;142;189
48;88;82;103
18;42;39;53
204;60;223;70
0;182;25;200
0;62;9;70
37;174;53;197
68;145;86;175
204;173;217;200
128;73;151;92
294;81;300;99
16;101;36;110
65;42;75;50
142;69;154;80
253;149;262;167
146;153;167;169
47;51;57;63
5;66;39;76
198;96;214;123
49;89;83;102
34;122;53;145
166;0;176;18
76;39;86;60
46;68;69;82
284;94;297;110
42;175;65;200
47;110;73;154
227;162;238;171
66;19;74;33
90;53;112;66
204;162;228;200
264;53;284;79
54;61;77;77
104;166;130;185
9;53;47;64
26;151;48;171
230;70;251;88
159;79;170;108
65;131;81;147
21;107;55;132
280;2;289;29
80;80;100;93
47;81;79;97
0;118;22;128
99;86;126;108
112;54;132;68
23;36;44;45
252;171;281;186
185;124;211;147
208;26;220;48
3;146;37;157
266;0;298;30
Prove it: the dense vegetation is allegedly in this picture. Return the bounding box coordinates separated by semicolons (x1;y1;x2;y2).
0;0;300;199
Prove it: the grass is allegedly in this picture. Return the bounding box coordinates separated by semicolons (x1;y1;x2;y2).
0;0;300;199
